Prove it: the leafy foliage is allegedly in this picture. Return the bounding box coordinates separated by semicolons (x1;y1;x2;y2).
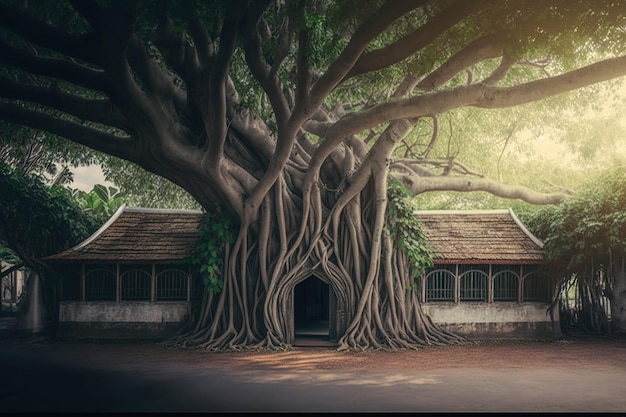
0;162;101;262
527;166;626;267
525;167;626;334
186;206;237;294
387;177;436;284
74;184;125;222
100;156;200;210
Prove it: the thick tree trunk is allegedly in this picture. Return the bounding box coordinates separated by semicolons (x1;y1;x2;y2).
164;141;468;351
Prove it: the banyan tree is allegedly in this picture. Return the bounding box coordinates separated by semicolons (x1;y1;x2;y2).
2;0;626;350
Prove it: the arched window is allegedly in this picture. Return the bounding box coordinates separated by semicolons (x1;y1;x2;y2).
156;267;189;301
84;265;116;301
523;269;551;302
120;266;151;301
493;266;519;302
459;265;488;302
425;267;455;302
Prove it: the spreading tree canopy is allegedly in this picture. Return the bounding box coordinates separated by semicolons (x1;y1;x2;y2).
2;0;626;350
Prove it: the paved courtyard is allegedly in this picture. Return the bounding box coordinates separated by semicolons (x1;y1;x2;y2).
1;317;625;412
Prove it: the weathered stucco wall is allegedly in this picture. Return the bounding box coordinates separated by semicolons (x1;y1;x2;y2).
57;300;560;341
57;301;190;340
422;302;561;339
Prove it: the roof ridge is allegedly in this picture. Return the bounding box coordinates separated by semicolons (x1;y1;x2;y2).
124;207;204;214
508;208;544;249
415;209;509;215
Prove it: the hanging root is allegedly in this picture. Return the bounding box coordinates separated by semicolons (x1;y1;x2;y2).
162;148;469;352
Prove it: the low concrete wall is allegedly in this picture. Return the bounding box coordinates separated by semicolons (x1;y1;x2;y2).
422;302;561;339
57;301;190;340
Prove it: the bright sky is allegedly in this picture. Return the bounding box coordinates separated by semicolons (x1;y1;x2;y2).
70;165;113;192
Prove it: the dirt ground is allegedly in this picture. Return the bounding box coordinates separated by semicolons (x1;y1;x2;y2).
9;334;625;374
2;315;626;372
3;323;626;412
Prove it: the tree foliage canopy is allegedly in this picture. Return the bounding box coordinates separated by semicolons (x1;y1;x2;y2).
2;0;625;212
528;167;626;268
526;167;626;334
0;162;100;267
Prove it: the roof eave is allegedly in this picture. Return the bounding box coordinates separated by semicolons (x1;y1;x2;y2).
40;204;127;261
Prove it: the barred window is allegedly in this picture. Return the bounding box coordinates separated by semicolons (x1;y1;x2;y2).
425;266;455;302
523;268;551;302
120;265;151;301
85;264;116;301
459;264;488;302
60;265;81;301
156;266;188;301
493;265;519;302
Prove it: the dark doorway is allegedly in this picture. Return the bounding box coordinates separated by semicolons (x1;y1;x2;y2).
294;277;329;340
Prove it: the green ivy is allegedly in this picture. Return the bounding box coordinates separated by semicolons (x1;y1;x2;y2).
387;177;436;288
526;166;626;267
186;206;237;294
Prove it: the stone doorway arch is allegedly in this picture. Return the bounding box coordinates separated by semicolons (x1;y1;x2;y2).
290;273;348;345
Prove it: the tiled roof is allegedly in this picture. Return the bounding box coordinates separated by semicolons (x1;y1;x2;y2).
42;205;204;262
416;209;544;264
42;206;544;264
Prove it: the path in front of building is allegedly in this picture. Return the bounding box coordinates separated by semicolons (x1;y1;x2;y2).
1;317;625;413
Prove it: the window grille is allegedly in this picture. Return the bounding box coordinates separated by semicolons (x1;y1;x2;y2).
425;267;455;302
156;267;188;301
84;265;116;301
61;266;81;301
523;270;551;301
120;266;151;301
493;265;519;302
459;264;488;302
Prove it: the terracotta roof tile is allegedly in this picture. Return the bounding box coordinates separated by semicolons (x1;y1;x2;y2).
42;206;204;262
42;207;544;265
416;209;544;264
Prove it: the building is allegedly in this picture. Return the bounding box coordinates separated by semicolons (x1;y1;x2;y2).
42;206;559;341
416;209;559;339
42;206;204;339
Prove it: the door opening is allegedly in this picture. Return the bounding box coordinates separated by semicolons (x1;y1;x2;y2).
294;277;329;339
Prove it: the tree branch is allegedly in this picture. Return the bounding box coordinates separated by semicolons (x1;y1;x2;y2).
152;16;199;84
416;34;502;91
126;35;184;102
306;0;423;117
334;54;626;140
0;3;91;61
0;101;135;160
347;0;481;79
242;0;290;128
0;39;111;94
0;76;130;132
0;262;25;281
246;1;425;220
396;173;572;205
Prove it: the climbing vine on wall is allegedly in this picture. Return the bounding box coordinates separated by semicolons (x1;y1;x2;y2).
387;177;436;288
187;206;237;294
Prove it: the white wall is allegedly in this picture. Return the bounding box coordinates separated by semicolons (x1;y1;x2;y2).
422;302;560;339
58;301;190;339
